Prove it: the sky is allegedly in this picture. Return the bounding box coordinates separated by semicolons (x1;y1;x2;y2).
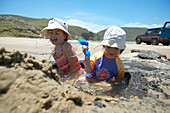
0;0;170;33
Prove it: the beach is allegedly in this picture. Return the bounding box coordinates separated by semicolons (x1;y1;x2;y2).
0;37;170;60
0;37;170;113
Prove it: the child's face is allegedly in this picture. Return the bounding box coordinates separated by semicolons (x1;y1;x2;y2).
48;29;66;45
104;45;121;57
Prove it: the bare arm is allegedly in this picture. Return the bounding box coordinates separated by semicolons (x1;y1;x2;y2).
82;46;93;73
63;42;77;73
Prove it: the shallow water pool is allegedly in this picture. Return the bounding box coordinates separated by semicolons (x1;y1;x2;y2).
51;61;131;97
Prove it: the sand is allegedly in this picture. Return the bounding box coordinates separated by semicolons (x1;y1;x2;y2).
0;37;170;61
0;37;170;113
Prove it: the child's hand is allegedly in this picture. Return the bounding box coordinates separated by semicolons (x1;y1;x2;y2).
82;45;89;56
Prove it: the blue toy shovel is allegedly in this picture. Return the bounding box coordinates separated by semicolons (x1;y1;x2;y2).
78;38;91;57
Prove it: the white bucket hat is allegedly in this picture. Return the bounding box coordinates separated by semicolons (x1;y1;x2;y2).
42;18;71;38
101;26;126;49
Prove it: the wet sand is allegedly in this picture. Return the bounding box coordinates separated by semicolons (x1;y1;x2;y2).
0;37;170;60
0;37;170;113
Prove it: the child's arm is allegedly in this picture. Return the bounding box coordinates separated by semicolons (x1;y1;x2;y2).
84;55;93;73
82;46;93;73
63;42;77;73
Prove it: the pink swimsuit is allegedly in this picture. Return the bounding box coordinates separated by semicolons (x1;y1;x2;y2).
53;47;82;73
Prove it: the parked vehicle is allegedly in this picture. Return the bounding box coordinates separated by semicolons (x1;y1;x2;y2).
159;22;170;46
135;22;170;46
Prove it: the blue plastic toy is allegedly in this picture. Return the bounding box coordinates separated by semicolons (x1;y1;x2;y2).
78;38;91;57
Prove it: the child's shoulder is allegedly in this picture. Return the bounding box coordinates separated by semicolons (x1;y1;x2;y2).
63;42;72;50
93;50;104;56
92;51;104;59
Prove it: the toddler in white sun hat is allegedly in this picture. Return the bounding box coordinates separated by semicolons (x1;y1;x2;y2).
42;18;82;77
101;26;126;50
42;18;71;40
82;26;126;82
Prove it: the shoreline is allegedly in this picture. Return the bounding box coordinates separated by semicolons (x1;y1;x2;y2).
0;37;170;60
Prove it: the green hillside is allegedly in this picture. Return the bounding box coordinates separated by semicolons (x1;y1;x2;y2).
0;14;147;41
97;27;147;41
123;27;147;41
0;15;42;37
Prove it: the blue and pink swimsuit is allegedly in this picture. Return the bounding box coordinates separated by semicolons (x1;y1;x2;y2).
88;50;124;81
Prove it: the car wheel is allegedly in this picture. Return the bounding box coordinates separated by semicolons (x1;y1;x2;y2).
162;42;170;46
151;39;159;45
146;42;151;45
136;37;141;44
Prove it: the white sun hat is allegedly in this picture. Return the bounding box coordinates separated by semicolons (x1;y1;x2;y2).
101;26;126;49
42;18;71;38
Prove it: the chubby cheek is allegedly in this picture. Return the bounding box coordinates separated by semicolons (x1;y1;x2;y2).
113;49;120;54
114;50;121;56
107;49;120;56
49;36;55;41
48;36;54;42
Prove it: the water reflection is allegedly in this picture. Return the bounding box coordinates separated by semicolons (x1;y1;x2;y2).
56;67;131;97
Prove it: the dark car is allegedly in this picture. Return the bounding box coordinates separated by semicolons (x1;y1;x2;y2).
135;28;161;45
159;22;170;46
135;22;170;46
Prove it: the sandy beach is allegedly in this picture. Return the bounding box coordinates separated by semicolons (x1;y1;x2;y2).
0;37;170;61
0;37;170;113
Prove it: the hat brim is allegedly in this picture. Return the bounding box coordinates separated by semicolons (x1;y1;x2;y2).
41;24;71;38
101;40;126;49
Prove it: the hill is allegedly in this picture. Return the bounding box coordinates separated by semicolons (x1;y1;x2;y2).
0;14;147;41
97;27;147;41
0;15;98;40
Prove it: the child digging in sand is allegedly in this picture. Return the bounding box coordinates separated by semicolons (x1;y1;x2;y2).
82;26;126;83
42;18;82;78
